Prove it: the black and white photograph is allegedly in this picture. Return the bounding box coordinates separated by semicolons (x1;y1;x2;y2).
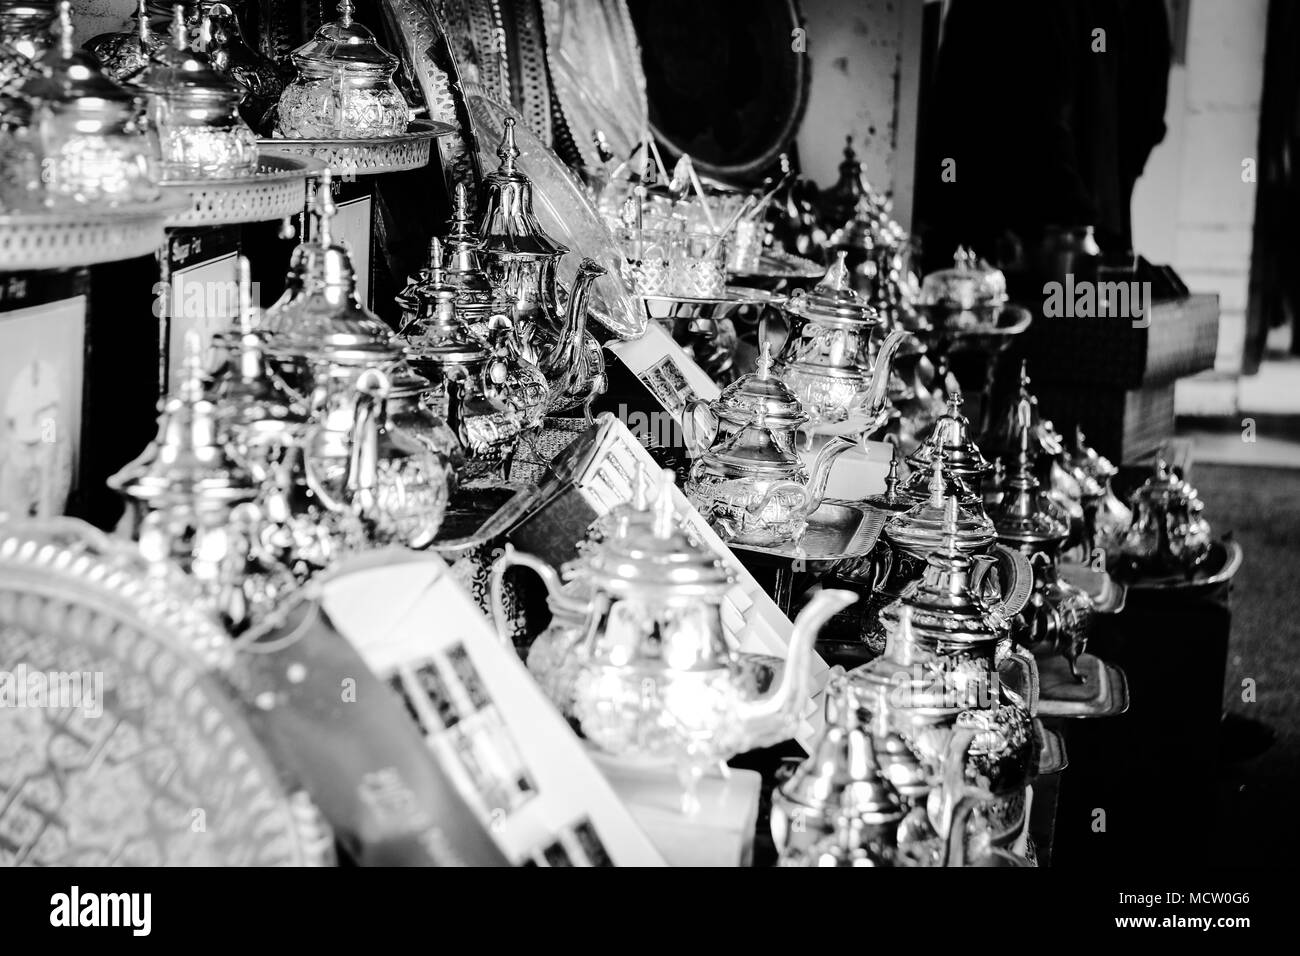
0;0;1291;933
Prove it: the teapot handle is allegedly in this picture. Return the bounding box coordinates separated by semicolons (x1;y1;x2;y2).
681;398;718;458
489;544;564;653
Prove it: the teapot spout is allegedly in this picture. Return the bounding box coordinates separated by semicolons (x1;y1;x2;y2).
804;434;858;516
737;589;857;731
542;257;605;378
858;329;909;429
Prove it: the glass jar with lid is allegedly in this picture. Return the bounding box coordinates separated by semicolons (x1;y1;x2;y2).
132;5;257;179
273;0;411;139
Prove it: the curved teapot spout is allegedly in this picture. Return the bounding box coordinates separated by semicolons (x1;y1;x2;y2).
858;329;909;430
542;257;606;379
803;433;858;516
737;588;858;731
489;544;566;652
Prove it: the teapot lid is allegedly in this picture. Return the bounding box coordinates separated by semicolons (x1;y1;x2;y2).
212;257;308;440
779;678;904;825
987;404;1071;547
21;2;135;109
1130;458;1198;509
862;448;911;513
987;362;1062;463
904;391;992;487
783;251;879;326
403;239;489;367
110;331;256;504
289;0;399;76
440;182;503;306
476;117;568;258
883;498;1007;649
264;172;401;362
851;607;962;714
1067;425;1117;488
714;340;806;425
132;5;239;101
585;470;733;599
886;455;996;554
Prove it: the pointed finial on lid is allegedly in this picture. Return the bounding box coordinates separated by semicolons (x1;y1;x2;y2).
1018;359;1031;392
816;250;851;294
236;255;255;336
452;181;471;223
631;463;651;511
653;468;676;539
169;4;187;50
927;452;947;507
756;339;773;379
314;171;336;245
136;0;150;44
940;495;960;554
178;330;207;403
497;117;520;174
428;236;445;285
946;391;963;416
55;0;74;58
338;0;354;27
884;449;900;495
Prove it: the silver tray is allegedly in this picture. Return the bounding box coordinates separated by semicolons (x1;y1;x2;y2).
160;151;322;227
1125;538;1243;596
260;119;453;177
1036;720;1069;775
728;499;886;572
541;0;647;170
641;286;784;323
464;85;647;340
1036;653;1131;719
0;517;334;866
0;198;187;271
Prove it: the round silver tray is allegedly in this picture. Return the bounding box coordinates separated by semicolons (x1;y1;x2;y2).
160;151;323;227
640;286;784;322
1125;538;1243;596
260;119;455;177
0;198;187;271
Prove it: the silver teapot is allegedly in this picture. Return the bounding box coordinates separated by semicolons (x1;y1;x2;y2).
683;342;860;546
1067;426;1132;560
770;250;908;433
476;117;607;419
491;471;856;811
1118;458;1212;579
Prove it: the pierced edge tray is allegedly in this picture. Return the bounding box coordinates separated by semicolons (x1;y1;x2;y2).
1124;538;1243;596
0;197;188;271
728;498;887;569
160;151;323;227
1036;653;1132;719
259;119;455;177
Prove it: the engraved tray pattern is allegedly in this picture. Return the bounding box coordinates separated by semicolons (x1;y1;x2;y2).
161;152;321;227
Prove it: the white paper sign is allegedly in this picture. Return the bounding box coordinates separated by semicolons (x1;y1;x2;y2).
321;550;667;867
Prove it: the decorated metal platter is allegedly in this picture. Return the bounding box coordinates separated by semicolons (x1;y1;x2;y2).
541;0;648;170
0;197;188;271
376;0;487;197
0;518;334;867
260;119;454;177
1124;538;1243;597
1036;653;1132;719
729;500;886;573
160;151;323;227
464;85;647;340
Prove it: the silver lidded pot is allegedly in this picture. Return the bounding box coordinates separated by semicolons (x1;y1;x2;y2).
1118;458;1212;579
770;249;908;433
684;341;860;546
476;116;607;419
273;0;411;139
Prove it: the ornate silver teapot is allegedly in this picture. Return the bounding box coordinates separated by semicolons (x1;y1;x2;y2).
1118;459;1212;579
683;342;860;546
903;391;993;502
770;250;908;433
916;246;1008;330
1067;426;1132;560
476;117;606;418
492;471;856;810
989;408;1093;680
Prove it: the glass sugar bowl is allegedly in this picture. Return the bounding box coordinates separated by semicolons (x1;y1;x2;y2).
132;8;257;179
19;2;158;206
274;0;411;139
